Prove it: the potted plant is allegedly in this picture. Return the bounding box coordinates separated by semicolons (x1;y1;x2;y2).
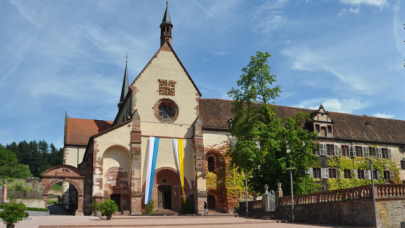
0;202;29;228
95;199;118;220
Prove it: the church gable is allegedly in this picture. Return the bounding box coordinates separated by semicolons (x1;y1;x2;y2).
130;42;200;137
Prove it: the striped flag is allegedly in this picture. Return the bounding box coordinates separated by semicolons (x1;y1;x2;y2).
144;137;160;204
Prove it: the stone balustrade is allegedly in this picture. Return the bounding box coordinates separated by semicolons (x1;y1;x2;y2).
279;184;405;206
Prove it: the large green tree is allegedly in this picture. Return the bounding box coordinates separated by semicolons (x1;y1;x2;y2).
228;51;316;194
0;146;31;181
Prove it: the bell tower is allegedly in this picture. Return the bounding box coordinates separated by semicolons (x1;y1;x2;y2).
160;1;173;46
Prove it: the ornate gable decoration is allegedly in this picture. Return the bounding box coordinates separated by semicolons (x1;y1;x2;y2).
158;79;176;96
312;105;334;137
313;105;332;123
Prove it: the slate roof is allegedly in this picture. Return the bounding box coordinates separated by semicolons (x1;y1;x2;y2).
200;98;405;145
64;99;405;147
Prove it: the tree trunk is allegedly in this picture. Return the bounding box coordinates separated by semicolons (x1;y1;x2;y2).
7;223;15;228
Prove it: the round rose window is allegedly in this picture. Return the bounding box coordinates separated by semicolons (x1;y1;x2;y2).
157;99;178;122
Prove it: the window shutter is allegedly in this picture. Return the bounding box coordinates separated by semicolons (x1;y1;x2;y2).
321;168;328;179
334;145;339;156
377;148;382;158
336;145;342;156
365;170;371;180
387;148;392;159
307;168;313;177
353;169;358;179
350;146;354;157
364;146;369;157
321;144;326;156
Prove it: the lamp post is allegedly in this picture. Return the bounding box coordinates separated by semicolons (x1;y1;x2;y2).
368;158;378;227
286;145;295;223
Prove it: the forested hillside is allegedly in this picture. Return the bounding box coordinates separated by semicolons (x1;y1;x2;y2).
1;141;63;177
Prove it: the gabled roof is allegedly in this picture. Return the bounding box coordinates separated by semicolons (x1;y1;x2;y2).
65;117;112;146
65;99;405;147
130;41;202;96
199;98;405;145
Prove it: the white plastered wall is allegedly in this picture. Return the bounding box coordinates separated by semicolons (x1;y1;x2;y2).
92;122;132;196
64;146;86;167
203;130;232;148
131;47;199;190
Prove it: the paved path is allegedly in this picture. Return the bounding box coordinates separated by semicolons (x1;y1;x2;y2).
0;216;371;228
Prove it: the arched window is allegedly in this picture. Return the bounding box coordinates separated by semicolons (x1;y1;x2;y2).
207;156;215;172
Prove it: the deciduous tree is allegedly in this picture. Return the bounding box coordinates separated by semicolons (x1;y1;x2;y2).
228;51;316;194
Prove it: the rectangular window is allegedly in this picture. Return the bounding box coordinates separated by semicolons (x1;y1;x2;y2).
327;144;335;156
358;170;365;179
382;148;389;159
372;169;378;180
315;124;320;133
356;146;363;157
313;168;321;178
401;160;405;170
329;168;337;178
320;127;327;137
369;147;377;157
349;146;355;158
344;169;352;178
341;145;349;157
384;171;391;180
327;125;332;134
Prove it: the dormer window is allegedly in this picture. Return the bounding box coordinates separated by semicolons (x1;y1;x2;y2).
320;127;327;137
312;105;334;138
327;126;332;134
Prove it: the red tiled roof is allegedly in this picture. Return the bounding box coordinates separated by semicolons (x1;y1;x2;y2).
64;99;405;147
65;118;112;146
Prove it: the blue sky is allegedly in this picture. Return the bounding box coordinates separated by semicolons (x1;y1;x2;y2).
1;0;405;147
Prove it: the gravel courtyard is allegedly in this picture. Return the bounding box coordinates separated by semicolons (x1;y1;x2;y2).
0;215;372;228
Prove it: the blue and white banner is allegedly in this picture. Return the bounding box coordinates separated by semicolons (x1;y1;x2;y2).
144;137;160;205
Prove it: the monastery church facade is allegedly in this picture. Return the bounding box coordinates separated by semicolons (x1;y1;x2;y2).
54;5;405;216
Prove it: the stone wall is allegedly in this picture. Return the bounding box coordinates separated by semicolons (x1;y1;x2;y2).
375;200;405;228
241;184;405;228
277;199;375;226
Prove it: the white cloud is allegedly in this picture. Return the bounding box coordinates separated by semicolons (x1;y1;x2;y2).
297;98;368;113
281;46;376;94
372;113;395;119
340;0;387;7
253;0;289;33
338;7;360;16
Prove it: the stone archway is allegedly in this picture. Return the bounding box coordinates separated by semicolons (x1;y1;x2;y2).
41;165;84;215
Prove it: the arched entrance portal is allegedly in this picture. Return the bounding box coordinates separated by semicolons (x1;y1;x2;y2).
41;165;84;215
154;168;190;211
102;145;130;212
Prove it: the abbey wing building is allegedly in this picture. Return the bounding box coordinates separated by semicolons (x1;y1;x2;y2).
60;6;405;215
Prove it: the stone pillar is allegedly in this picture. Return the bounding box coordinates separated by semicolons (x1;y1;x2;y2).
2;184;8;203
130;111;143;215
193;118;207;215
76;195;84;215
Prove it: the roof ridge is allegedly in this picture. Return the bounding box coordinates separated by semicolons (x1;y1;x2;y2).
66;117;112;122
200;98;404;122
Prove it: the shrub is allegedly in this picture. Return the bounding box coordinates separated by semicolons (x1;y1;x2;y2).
143;201;154;215
0;202;29;228
95;200;118;220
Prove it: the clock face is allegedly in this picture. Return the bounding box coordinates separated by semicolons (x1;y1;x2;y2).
157;99;178;122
